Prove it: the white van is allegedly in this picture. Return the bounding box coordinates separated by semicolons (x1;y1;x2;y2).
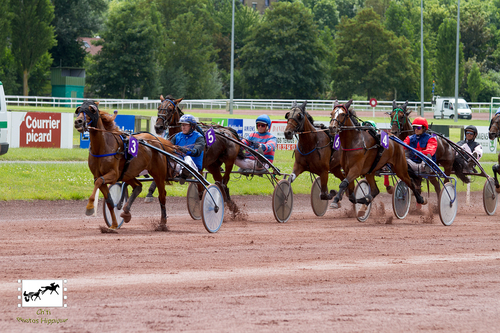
0;81;8;155
432;96;472;119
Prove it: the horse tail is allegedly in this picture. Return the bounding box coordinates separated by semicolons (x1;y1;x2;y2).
453;155;471;184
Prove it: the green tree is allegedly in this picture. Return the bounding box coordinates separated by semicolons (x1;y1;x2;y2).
160;11;222;98
10;0;56;96
460;0;492;63
50;0;107;68
333;8;417;100
467;62;483;102
87;0;161;98
435;18;464;96
0;0;11;58
239;1;330;99
336;0;365;20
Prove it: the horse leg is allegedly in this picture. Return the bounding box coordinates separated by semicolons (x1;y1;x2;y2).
144;181;157;203
493;164;500;192
290;163;305;183
428;177;441;199
120;180;143;223
156;180;167;226
318;170;336;200
98;183;120;229
86;174;117;216
330;177;354;209
396;166;427;206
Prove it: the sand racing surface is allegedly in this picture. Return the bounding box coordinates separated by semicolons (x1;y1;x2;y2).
1;191;500;332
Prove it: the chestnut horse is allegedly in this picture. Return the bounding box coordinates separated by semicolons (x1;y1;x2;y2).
389;100;469;196
153;95;243;203
329;100;427;208
74;100;176;229
488;113;500;191
284;100;342;201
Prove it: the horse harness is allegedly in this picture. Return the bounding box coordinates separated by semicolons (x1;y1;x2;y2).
333;105;385;175
288;107;332;158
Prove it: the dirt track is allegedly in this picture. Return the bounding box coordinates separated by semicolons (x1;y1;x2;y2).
1;190;500;332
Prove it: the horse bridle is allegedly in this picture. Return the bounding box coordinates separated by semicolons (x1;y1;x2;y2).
286;107;307;134
157;99;181;130
75;103;100;132
330;105;352;130
390;108;412;137
490;114;500;139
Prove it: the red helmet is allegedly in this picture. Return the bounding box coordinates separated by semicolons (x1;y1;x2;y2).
412;117;428;130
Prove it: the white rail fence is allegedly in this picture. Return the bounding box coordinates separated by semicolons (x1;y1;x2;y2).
5;95;494;115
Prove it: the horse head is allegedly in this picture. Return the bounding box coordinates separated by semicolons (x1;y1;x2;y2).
389;100;411;138
329;99;353;135
489;113;500;140
284;100;308;139
155;95;183;136
74;100;100;133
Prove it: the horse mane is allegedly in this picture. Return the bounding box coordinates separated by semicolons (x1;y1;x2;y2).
99;111;122;133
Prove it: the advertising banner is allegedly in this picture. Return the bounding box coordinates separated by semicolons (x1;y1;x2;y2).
19;113;62;148
80;114;135;149
8;112;73;149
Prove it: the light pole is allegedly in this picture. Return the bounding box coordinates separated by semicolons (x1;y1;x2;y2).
420;0;424;117
229;0;235;115
454;0;460;122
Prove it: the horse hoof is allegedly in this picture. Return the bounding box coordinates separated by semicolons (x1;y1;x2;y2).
144;196;155;203
386;186;394;195
329;202;339;209
120;211;132;223
85;208;94;216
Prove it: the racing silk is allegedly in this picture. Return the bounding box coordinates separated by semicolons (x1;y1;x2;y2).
457;139;482;160
404;132;437;163
171;131;205;171
242;131;277;163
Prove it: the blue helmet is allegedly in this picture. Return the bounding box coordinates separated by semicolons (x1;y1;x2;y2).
256;114;271;128
179;114;197;126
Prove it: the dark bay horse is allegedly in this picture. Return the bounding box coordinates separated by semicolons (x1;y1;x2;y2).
153;95;243;203
488;113;500;192
329;100;427;208
74;100;176;229
389;100;469;195
284;100;343;201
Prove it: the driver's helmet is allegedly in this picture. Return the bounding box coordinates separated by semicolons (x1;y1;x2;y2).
363;120;377;130
412;117;428;130
465;125;478;139
256;114;271;129
179;114;197;133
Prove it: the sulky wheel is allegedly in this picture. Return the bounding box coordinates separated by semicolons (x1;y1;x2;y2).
483;178;498;216
392;180;411;219
310;176;328;217
103;183;128;229
201;184;224;233
187;182;202;220
272;179;294;223
354;179;372;222
439;182;458;226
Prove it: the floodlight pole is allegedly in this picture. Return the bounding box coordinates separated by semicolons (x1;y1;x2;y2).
420;0;424;117
229;0;235;115
454;0;460;122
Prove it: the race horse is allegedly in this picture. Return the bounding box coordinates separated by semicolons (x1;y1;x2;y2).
284;100;343;201
74;100;176;229
151;95;243;204
24;289;42;302
488;112;500;192
389;100;469;196
329;100;427;208
41;283;60;295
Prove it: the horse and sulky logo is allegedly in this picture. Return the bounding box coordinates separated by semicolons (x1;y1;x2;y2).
18;279;67;308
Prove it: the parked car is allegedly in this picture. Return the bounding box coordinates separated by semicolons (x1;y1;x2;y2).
432;96;472;119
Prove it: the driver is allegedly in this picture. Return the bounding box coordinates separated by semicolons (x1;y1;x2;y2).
235;114;277;174
403;117;437;174
457;125;482;160
171;114;205;176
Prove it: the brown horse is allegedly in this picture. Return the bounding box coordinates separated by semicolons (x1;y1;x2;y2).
74;100;176;229
284;100;343;201
152;95;243;203
488;113;500;191
329;100;427;208
389;100;469;195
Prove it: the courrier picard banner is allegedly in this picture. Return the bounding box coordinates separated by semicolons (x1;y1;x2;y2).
19;113;62;148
